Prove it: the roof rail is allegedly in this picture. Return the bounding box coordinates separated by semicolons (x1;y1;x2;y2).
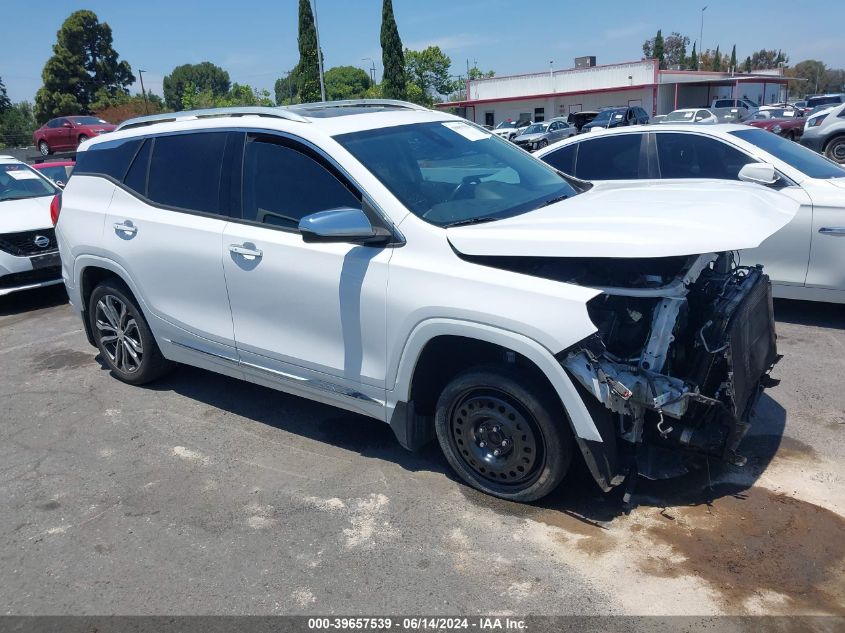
115;106;309;131
288;99;430;113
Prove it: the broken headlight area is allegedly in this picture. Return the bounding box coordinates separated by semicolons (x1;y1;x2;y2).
561;252;779;483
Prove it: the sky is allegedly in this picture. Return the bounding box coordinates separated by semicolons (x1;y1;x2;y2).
2;0;844;103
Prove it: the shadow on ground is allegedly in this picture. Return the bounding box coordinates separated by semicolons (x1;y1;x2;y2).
774;297;844;330
0;284;68;317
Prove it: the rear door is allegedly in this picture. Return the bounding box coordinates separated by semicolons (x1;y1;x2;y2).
571;132;647;180
652;131;813;287
221;133;391;415
100;131;240;360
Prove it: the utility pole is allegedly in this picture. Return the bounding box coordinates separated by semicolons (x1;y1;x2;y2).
700;5;707;65
362;57;376;84
312;0;326;101
138;69;150;114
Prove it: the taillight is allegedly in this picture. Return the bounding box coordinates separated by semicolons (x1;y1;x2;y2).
50;194;62;226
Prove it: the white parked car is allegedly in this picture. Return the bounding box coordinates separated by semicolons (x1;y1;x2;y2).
492;119;531;141
660;108;719;124
0;156;63;296
57;102;795;501
537;124;845;303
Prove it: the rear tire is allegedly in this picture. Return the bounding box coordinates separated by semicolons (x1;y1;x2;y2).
824;136;845;164
78;134;89;145
88;280;173;385
434;365;572;502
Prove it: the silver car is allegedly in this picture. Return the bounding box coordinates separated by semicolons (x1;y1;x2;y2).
512;119;576;151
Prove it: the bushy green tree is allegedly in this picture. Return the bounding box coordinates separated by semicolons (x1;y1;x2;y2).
274;70;298;105
0;75;10;112
468;67;495;80
324;66;371;101
34;10;134;123
0;102;37;149
296;0;322;102
180;82;272;110
163;62;230;111
653;30;665;69
729;45;737;72
405;46;457;106
380;0;406;99
743;56;752;73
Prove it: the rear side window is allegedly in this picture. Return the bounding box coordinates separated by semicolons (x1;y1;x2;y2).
655;133;753;180
74;137;143;181
123;139;151;195
147;132;228;214
575;134;642;180
242;138;360;230
543;144;577;175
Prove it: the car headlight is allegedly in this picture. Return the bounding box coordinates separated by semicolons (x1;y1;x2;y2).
808;114;828;128
772;124;782;134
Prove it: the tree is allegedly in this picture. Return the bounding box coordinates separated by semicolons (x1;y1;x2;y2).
180;82;273;110
643;31;687;69
405;46;457;106
93;93;166;125
711;46;722;71
786;59;845;98
468;67;495;80
380;0;406;100
274;70;298;105
690;43;698;71
729;45;737;72
0;75;10;112
750;49;789;70
653;30;665;69
34;10;134;123
324;66;371;101
296;0;322;102
743;56;752;73
163;62;230;111
0;102;37;149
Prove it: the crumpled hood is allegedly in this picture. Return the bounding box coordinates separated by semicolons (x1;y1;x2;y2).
446;180;799;259
514;133;545;142
0;196;53;233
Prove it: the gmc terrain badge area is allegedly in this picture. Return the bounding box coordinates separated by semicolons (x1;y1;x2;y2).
56;101;797;501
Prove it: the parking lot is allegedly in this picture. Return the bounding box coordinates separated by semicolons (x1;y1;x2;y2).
1;286;844;616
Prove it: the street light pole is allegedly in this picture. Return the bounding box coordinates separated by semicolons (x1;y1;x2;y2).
362;57;376;84
700;5;707;66
312;0;327;102
138;69;150;114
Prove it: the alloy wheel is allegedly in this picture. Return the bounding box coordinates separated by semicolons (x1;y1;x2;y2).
95;294;144;373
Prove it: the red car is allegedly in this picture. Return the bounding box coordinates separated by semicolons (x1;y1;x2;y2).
31;160;75;187
744;109;805;141
32;115;116;156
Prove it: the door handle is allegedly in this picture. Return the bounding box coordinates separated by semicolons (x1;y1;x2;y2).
229;244;263;259
113;221;137;236
818;227;845;236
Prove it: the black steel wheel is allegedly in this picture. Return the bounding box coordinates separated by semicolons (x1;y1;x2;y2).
88;279;174;385
435;366;572;502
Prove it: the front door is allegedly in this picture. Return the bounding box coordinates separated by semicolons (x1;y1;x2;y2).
222;133;391;415
805;188;845;291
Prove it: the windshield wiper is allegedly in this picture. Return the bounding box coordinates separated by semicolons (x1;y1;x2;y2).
538;194;569;208
444;216;499;228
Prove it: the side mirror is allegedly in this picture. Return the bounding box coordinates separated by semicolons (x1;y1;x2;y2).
298;207;390;245
738;162;779;186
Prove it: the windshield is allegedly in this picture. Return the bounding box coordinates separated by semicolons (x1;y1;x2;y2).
0;163;58;202
730;128;845;180
593;109;624;122
336;121;579;227
665;110;697;122
495;121;517;129
72;116;108;125
522;124;548;134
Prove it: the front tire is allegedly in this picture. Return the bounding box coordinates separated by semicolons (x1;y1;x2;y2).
824;136;845;164
434;366;572;502
88;280;173;385
538;139;549;149
38;140;50;156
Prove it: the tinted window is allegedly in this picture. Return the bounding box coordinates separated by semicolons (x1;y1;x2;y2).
575;134;642;180
147;132;228;214
543;144;577;175
715;100;731;108
123;138;151;195
656;133;753;180
74;137;143;181
730;128;845;179
807;95;843;108
242;139;360;229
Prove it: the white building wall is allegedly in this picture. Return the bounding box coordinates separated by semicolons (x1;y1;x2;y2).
469;61;656;102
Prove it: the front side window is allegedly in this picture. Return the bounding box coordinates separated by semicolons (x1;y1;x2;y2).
575;134;643;180
655;133;753;180
147;132;228;214
336;121;578;226
0;163;57;202
242;138;360;229
730;128;845;179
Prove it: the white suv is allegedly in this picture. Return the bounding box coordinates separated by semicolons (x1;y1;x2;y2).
0;156;63;296
56;101;796;501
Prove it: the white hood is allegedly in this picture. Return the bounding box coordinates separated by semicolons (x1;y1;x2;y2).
446;180;798;259
0;195;53;233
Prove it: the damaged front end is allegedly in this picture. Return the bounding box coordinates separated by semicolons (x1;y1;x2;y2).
559;252;779;488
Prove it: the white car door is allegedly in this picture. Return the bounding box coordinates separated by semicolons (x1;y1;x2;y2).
221;133;391;415
652;131;813;287
102;132;238;359
804;179;845;291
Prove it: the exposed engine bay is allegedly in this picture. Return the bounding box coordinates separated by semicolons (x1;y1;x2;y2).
468;251;780;486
